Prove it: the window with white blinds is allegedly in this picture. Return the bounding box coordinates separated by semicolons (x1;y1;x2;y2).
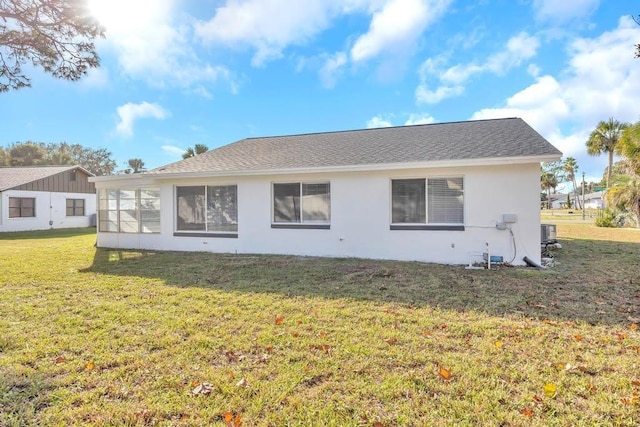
427;178;464;224
273;182;330;226
391;177;464;226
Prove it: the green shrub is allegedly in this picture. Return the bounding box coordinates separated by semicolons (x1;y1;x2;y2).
595;208;619;227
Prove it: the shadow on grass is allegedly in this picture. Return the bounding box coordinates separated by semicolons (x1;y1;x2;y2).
80;237;640;326
0;227;95;241
0;370;53;426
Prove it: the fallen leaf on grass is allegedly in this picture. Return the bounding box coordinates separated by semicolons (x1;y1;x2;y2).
574;335;583;342
422;330;432;337
192;382;214;395
224;412;242;427
275;316;284;325
438;366;452;381
586;384;597;392
543;383;557;398
309;344;332;354
632;380;640;387
385;338;398;345
520;407;534;417
54;356;65;364
629;324;638;330
86;361;95;371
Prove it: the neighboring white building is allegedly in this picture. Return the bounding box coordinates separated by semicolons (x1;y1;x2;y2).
549;193;568;210
583;192;605;209
90;118;562;265
0;166;96;232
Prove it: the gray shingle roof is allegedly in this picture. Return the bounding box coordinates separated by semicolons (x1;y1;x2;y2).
0;165;85;191
150;118;561;175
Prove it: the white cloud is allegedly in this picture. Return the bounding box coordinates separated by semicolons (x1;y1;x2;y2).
94;0;235;93
533;0;599;24
350;0;450;63
367;112;436;128
416;32;540;104
471;75;569;138
319;52;348;88
470;17;640;175
415;84;464;104
116;102;170;138
404;113;435;125
80;67;109;89
161;144;185;157
195;0;343;66
367;116;394;128
195;0;451;83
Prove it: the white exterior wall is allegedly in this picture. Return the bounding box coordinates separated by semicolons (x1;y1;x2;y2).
94;163;542;265
0;190;97;232
584;198;603;209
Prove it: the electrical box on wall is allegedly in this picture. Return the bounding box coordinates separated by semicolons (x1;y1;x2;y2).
502;213;518;223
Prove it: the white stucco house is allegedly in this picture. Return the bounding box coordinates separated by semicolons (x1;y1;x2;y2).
549;193;568;210
0;165;96;232
583;192;605;209
89;118;562;265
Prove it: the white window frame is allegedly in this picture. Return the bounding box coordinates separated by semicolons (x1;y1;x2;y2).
271;181;331;229
66;198;85;217
98;188;160;234
389;176;465;231
173;184;238;238
8;197;36;218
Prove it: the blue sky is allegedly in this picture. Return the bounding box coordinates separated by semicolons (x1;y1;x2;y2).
2;0;639;187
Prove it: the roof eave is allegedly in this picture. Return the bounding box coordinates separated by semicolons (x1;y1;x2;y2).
0;165;95;191
89;154;560;183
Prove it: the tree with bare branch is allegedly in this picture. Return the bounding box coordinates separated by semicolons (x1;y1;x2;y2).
0;0;104;92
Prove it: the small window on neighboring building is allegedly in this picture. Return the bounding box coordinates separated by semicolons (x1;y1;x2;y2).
66;199;85;216
69;171;77;182
9;197;36;218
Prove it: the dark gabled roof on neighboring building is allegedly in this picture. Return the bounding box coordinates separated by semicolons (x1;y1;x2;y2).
0;165;93;191
145;118;561;176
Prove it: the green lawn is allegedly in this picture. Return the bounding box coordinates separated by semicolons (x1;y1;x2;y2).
1;226;639;426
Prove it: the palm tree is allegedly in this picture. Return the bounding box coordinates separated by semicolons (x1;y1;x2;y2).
541;169;558;210
562;157;581;209
619;121;640;176
608;174;640;228
586;118;628;189
126;158;146;173
182;144;209;159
